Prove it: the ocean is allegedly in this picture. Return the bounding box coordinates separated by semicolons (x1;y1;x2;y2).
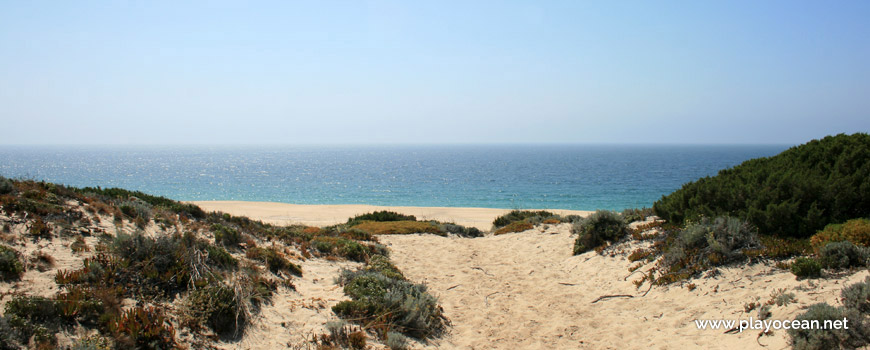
0;144;788;211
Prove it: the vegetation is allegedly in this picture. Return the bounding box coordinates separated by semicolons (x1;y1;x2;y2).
245;246;302;276
810;218;870;252
654;216;760;283
333;268;448;339
621;207;653;223
492;210;560;228
788;303;870;350
183;285;242;337
494;221;534;235
841;277;870;314
571;210;629;254
653;133;870;238
0;245;24;281
791;257;822;279
346;211;416;226
351;220;443;236
817;241;869;269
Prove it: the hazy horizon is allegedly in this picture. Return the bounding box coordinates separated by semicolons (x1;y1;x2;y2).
1;1;868;145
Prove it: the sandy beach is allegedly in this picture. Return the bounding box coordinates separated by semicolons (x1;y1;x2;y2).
192;201;593;231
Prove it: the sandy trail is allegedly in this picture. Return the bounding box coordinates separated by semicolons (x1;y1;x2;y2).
379;224;869;350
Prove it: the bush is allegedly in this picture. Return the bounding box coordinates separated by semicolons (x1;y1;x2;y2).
245;247;302;276
661;216;760;271
366;254;404;280
0;176;13;195
791;257;822;279
311;236;378;262
842;276;870;314
654;133;870;238
334;269;447;339
818;241;869;269
183;285;241;337
351;221;443;236
435;222;483;238
385;331;410;350
212;223;242;247
347;211;416;226
0;245;24;281
493;210;557;228
494;221;534;235
788;303;870;350
811;218;870;251
572;210;629;254
621;207;653;223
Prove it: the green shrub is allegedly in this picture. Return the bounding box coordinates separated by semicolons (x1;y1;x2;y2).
205;245;238;269
788;303;870;350
347;211;416;226
654;133;870;238
212;223;242;247
818;241;869;269
572;210;629;254
842;276;870;314
183;285;241;337
366;255;404;280
4;296;60;324
494;221;534;235
493;210;557;228
311;236;372;262
0;245;24;281
436;222;483;238
621;207;653;223
245;247;302;276
791;257;822;279
334;269;447;339
660;216;760;274
0;176;13;195
811;218;870;251
385;331;410;350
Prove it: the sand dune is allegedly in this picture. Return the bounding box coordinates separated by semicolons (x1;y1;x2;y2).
192;201;592;231
191;202;866;349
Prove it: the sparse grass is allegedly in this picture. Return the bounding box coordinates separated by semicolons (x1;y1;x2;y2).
29;251;55;272
71;236;90;253
351;221;443;236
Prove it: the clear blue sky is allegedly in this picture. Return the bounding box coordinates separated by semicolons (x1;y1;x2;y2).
1;1;868;145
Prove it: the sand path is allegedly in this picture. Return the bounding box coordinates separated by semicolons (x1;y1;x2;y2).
379;224;869;350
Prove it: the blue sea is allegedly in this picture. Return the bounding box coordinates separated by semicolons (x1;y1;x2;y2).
0;145;788;211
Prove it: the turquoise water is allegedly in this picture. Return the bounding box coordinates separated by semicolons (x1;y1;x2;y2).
0;144;788;211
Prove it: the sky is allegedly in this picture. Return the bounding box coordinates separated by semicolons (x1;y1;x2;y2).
0;1;868;145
